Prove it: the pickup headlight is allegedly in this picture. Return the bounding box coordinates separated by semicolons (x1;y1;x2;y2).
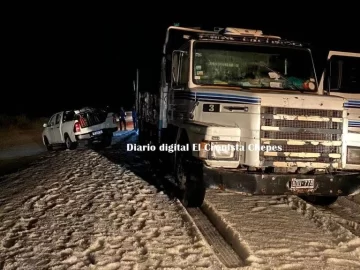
347;146;360;165
199;141;239;161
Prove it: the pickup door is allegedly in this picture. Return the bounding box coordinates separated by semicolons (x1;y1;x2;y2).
50;112;63;144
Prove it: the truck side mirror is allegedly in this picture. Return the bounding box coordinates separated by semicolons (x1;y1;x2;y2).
171;51;180;87
325;72;331;95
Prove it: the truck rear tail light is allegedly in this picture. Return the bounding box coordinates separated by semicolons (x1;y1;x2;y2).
74;122;81;132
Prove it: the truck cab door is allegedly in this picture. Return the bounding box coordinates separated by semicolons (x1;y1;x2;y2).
171;49;189;90
167;50;182;121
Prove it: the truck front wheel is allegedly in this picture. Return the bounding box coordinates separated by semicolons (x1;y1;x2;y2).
299;195;338;206
176;150;206;208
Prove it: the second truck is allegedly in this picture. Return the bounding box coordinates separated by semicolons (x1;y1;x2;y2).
318;50;360;172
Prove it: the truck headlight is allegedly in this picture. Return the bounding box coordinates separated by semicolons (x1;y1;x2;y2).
347;147;360;165
198;141;239;160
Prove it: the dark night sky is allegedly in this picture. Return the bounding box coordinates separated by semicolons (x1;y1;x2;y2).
2;6;359;117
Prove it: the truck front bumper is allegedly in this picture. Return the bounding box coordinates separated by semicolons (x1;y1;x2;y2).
203;166;360;196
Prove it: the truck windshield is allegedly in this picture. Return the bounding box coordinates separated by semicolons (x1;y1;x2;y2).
192;41;316;91
328;55;360;94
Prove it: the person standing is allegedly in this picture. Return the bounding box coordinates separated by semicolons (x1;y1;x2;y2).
132;105;137;130
119;107;127;131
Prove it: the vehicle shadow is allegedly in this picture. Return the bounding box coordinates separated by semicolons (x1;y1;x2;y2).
94;132;182;202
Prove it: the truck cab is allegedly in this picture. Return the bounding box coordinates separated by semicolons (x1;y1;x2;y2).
318;51;360;171
139;27;360;207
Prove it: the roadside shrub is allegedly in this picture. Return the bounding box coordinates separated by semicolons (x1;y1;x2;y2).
0;114;46;130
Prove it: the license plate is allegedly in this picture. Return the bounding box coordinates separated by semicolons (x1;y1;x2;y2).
290;178;315;189
92;130;103;136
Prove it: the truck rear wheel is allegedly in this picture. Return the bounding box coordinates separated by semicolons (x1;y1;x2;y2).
175;148;205;208
299;195;338;206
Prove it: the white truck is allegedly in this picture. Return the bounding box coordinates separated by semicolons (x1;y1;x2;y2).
318;51;360;171
138;26;360;207
42;107;118;150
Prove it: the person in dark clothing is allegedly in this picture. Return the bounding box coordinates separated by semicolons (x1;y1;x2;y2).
132;106;137;130
119;107;126;131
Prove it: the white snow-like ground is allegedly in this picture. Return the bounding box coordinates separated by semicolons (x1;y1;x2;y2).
0;149;223;270
0;134;359;270
204;191;360;269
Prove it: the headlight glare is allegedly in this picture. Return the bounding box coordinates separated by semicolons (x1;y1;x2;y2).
210;141;238;160
347;146;360;165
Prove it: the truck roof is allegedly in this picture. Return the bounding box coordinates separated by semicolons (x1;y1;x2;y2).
164;26;307;54
326;50;360;59
194;31;305;48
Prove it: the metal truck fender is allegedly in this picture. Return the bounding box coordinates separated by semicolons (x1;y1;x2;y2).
173;127;188;169
175;125;202;158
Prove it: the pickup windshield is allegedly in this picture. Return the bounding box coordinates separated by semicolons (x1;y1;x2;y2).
192;41;316;91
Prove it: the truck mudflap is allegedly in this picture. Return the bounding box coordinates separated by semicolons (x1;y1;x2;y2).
203;166;360;196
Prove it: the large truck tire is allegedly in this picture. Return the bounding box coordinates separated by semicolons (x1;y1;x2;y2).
299;195;338;206
138;120;148;145
175;139;206;208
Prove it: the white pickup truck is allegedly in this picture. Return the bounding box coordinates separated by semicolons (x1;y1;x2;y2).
42;107;118;150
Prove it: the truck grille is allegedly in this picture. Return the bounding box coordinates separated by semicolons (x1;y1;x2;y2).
260;107;343;167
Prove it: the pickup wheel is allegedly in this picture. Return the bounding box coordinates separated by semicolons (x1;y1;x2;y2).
65;135;77;150
44;136;53;151
299;195;338;206
176;148;205;208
